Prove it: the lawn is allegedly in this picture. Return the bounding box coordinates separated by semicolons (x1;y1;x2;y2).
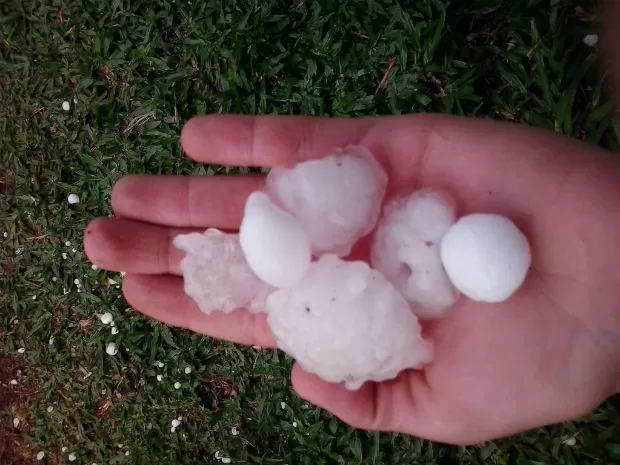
1;0;620;464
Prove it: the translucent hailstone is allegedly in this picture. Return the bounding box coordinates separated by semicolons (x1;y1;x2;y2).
440;213;531;303
174;229;273;314
239;192;311;288
266;146;387;257
266;255;432;390
371;190;459;319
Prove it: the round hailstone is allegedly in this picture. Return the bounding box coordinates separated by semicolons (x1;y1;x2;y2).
105;342;118;356
239;193;311;288
371;190;459;319
36;451;45;461
174;382;181;389
62;101;71;112
171;419;181;428
100;312;113;325
267;255;432;390
67;194;80;204
266;146;387;256
440;213;532;303
174;229;273;314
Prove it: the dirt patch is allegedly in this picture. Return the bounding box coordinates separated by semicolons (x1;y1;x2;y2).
0;169;14;195
0;353;39;465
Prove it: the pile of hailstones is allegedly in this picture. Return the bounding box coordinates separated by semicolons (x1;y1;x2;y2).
174;146;531;391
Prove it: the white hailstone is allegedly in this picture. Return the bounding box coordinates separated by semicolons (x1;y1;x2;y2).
174;229;272;314
231;427;240;436
62;101;71;111
9;379;17;385
61;447;68;453
72;248;77;253
67;193;80;204
171;419;181;428
266;146;387;256
221;458;232;464
52;277;58;282
184;366;191;374
31;295;36;300
583;34;599;46
125;451;130;456
62;252;68;260
170;427;176;433
156;375;163;382
73;97;78;104
239;193;311;288
371;190;459;319
36;451;45;461
65;241;72;247
214;452;223;460
91;264;99;270
117;444;123;449
100;312;113;325
48;337;55;345
47;406;54;413
280;402;287;410
177;416;182;421
108;278;118;285
74;278;81;286
13;417;20;428
564;436;577;447
68;452;77;462
17;347;25;354
440;213;531;303
156;361;164;368
174;382;181;389
111;327;119;335
110;321;115;327
2;232;7;238
292;421;298;428
267;255;432;390
105;342;118;356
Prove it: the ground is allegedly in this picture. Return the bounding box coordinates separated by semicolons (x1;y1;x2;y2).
1;0;620;464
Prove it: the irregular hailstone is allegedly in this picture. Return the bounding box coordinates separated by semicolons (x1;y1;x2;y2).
371;190;459;319
239;192;311;288
174;229;273;314
266;255;432;390
440;213;531;303
266;146;387;257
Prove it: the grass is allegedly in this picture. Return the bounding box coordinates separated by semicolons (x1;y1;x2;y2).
1;0;619;464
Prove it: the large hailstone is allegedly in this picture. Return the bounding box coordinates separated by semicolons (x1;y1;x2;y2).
266;146;387;257
174;229;272;314
440;213;532;303
371;190;459;319
240;192;311;288
266;255;432;390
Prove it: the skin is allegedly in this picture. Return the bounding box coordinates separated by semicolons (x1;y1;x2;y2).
85;114;620;445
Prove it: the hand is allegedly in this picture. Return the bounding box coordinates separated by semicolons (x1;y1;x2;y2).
84;114;620;445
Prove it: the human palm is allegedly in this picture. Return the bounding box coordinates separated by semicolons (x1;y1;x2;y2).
85;114;620;444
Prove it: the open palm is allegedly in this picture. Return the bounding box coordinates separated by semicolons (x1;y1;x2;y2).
84;114;620;445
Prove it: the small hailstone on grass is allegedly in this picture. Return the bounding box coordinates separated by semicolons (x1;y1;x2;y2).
91;264;99;270
61;447;68;453
47;406;54;413
65;241;72;247
174;382;181;389
31;295;36;300
68;452;77;461
2;232;7;238
105;342;118;356
170;426;176;433
221;458;232;464
108;278;118;285
62;101;71;111
125;451;130;456
292;421;298;428
48;336;55;345
110;321;115;327
73;97;78;104
62;252;68;260
177;416;182;421
583;34;599;46
231;427;239;436
174;228;273;314
156;374;163;382
239;192;311;288
440;213;531;303
171;419;181;428
52;277;57;282
564;436;577;447
100;312;113;325
184;366;191;374
36;451;45;461
156;361;164;368
67;193;80;204
13;417;20;428
9;379;17;385
371;190;459;319
111;327;119;335
17;347;25;354
266;145;387;256
72;248;77;253
74;278;81;286
280;402;287;410
267;254;432;390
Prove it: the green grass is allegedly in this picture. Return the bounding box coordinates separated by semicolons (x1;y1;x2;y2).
1;0;619;464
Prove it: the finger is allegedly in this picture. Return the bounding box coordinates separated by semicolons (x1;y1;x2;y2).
111;175;264;228
181;115;375;167
291;364;435;438
84;218;200;275
123;274;277;348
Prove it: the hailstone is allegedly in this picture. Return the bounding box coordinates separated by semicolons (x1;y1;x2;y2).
174;229;273;314
266;146;387;256
239;192;311;288
440;213;531;303
371;190;459;319
266;255;432;390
